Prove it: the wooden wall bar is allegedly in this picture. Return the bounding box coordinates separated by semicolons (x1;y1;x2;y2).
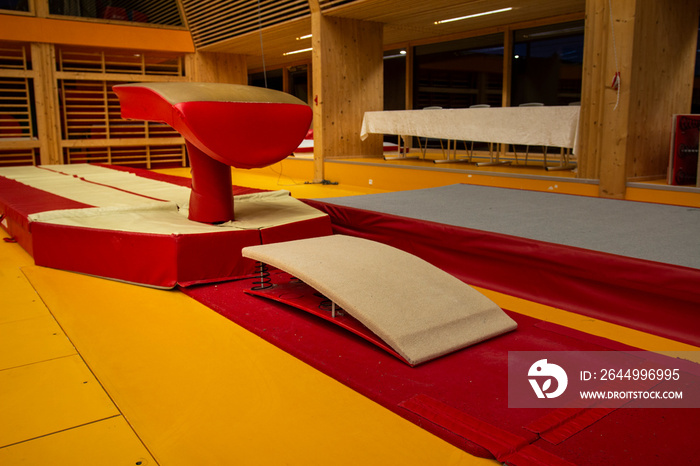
0;42;40;165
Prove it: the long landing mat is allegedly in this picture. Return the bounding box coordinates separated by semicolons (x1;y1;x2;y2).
181;273;700;466
304;199;700;349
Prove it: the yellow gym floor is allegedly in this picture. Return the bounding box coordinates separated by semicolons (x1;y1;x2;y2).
1;157;698;465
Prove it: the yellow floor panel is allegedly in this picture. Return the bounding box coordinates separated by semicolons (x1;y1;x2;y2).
0;315;76;370
22;265;494;466
156;165;388;199
0;416;155;466
0;242;47;324
0;354;120;448
476;287;700;362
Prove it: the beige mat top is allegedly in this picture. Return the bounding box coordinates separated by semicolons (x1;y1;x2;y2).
0;165;325;235
242;235;517;365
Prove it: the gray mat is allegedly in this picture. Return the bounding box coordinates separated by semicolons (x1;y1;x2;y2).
317;184;700;270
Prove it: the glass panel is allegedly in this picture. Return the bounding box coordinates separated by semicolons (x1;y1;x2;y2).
0;0;29;12
248;69;284;91
289;65;309;104
384;48;406;111
692;26;700;114
48;0;183;27
413;34;504;109
511;21;584;107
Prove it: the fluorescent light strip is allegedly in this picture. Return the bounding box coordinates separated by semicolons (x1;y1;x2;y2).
434;7;512;25
283;47;312;56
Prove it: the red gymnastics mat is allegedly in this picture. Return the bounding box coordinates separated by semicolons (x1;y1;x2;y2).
182;271;700;465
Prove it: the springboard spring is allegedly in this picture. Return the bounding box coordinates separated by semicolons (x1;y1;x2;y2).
251;261;272;290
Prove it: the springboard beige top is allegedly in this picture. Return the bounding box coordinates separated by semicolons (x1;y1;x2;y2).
242;235;517;365
114;82;307;106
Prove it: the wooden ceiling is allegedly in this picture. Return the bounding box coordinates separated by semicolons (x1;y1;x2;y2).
181;0;585;70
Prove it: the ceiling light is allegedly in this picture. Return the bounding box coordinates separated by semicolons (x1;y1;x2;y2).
296;34;312;40
434;7;512;25
283;47;313;56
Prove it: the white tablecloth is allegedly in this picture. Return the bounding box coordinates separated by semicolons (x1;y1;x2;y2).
360;106;580;152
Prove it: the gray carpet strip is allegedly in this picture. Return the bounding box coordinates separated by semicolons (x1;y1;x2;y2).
317;184;700;270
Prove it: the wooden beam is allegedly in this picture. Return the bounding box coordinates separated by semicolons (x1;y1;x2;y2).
30;43;62;165
33;0;49;17
0;16;194;53
307;0;320;14
311;8;324;183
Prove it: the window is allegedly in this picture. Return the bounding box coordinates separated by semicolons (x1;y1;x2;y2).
48;0;183;27
413;34;504;109
384;48;406;111
511;21;584;106
0;0;29;13
249;69;284;91
692;26;700;114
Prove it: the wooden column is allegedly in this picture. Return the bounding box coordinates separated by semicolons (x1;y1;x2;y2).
188;51;247;84
31;43;62;165
579;0;699;198
311;8;383;183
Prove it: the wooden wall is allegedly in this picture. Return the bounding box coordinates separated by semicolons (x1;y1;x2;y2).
579;0;700;198
188;52;247;84
626;0;699;180
311;12;383;182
